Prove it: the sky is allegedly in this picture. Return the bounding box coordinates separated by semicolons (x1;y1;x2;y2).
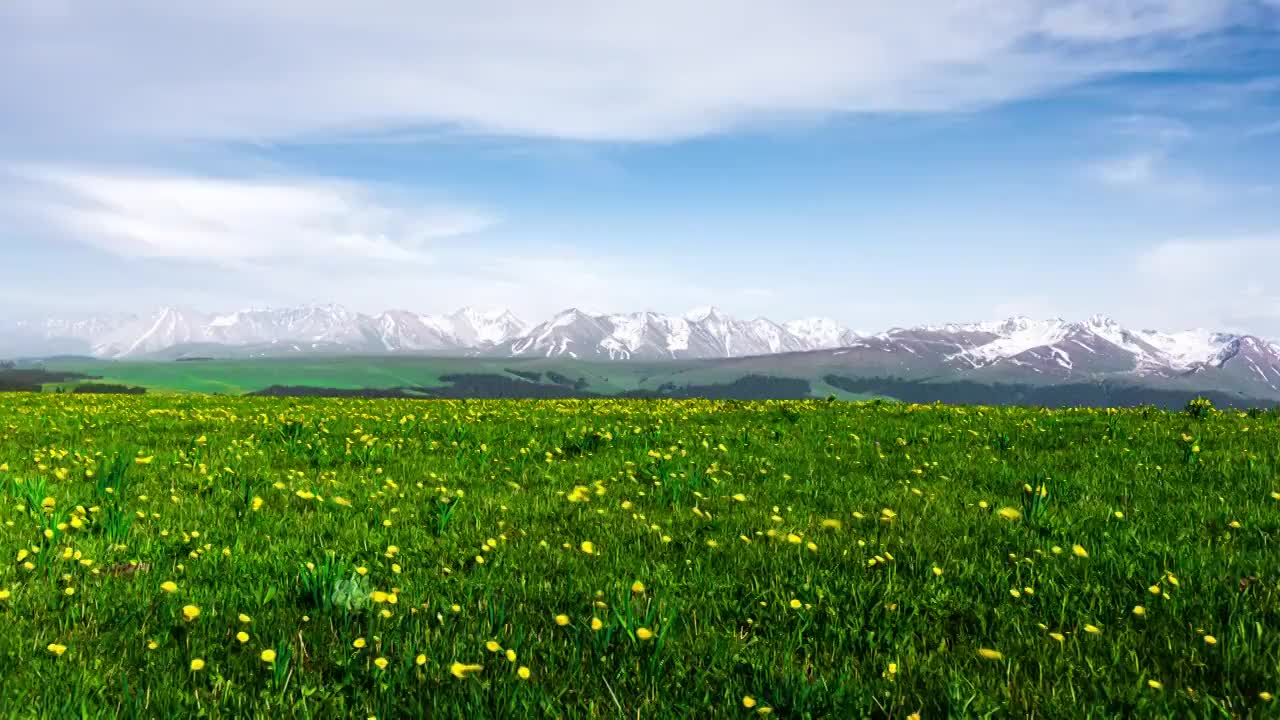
3;1;1280;335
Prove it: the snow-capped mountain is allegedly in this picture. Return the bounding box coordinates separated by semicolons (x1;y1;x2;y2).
503;307;829;360
3;305;1278;398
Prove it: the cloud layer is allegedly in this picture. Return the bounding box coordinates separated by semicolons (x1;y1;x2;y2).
0;0;1253;145
5;167;494;266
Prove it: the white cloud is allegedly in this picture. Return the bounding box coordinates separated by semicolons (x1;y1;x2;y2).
0;0;1247;145
1082;150;1220;200
4;166;494;265
1135;236;1280;334
1102;114;1194;143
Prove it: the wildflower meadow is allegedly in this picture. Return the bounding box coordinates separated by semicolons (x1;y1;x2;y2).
0;393;1277;718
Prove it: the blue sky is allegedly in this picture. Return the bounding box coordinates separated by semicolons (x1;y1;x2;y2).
2;1;1280;334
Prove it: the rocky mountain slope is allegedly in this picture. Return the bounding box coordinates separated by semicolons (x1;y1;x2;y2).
3;305;1277;399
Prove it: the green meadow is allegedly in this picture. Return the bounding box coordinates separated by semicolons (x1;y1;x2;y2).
0;393;1277;718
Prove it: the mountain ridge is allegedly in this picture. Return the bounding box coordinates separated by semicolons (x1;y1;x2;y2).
3;304;1278;399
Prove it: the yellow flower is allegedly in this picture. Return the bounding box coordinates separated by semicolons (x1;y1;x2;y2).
555;614;570;626
47;643;68;656
160;581;178;593
1260;691;1273;701
1072;544;1088;558
353;638;367;649
485;641;501;653
356;566;368;576
1133;606;1146;617
237;631;249;643
1084;624;1101;635
190;658;205;671
591;617;604;631
505;648;517;663
996;507;1022;521
636;627;654;640
181;604;201;622
932;566;943;577
977;648;1003;660
631;581;645;594
743;696;757;708
0;590;9;601
1148;679;1163;690
580;541;595;555
789;599;802;609
1203;635;1217;645
416;654;427;666
239;613;252;623
260;649;277;663
450;662;482;679
374;657;388;669
1049;633;1065;643
517;666;531;680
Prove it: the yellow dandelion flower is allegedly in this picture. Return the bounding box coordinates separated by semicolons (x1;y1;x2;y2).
517;666;531;680
47;643;68;656
260;649;277;663
1203;635;1217;645
977;648;1004;660
160;581;177;593
485;641;501;653
743;696;757;708
591;617;604;631
1133;606;1146;617
636;627;654;640
415;653;427;666
1072;544;1088;558
580;541;595;555
1148;679;1162;690
789;599;802;609
237;631;249;643
239;613;252;623
554;614;570;626
353;638;367;649
190;658;205;671
181;604;201;622
632;581;645;593
1085;624;1101;635
450;662;482;679
1049;632;1065;643
996;507;1022;521
374;657;389;669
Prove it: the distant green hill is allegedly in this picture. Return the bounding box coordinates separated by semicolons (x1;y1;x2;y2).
16;356;1277;409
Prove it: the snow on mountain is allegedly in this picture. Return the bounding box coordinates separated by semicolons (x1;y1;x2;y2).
1130;328;1234;369
446;307;526;347
6;304;1278;400
783;318;861;349
93;308;212;358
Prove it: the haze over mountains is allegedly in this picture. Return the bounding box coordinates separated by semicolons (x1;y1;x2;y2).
3;305;1279;399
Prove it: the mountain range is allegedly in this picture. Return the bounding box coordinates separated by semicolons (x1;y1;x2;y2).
3;305;1278;400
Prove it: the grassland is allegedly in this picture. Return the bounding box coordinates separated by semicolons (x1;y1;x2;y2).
0;393;1278;718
